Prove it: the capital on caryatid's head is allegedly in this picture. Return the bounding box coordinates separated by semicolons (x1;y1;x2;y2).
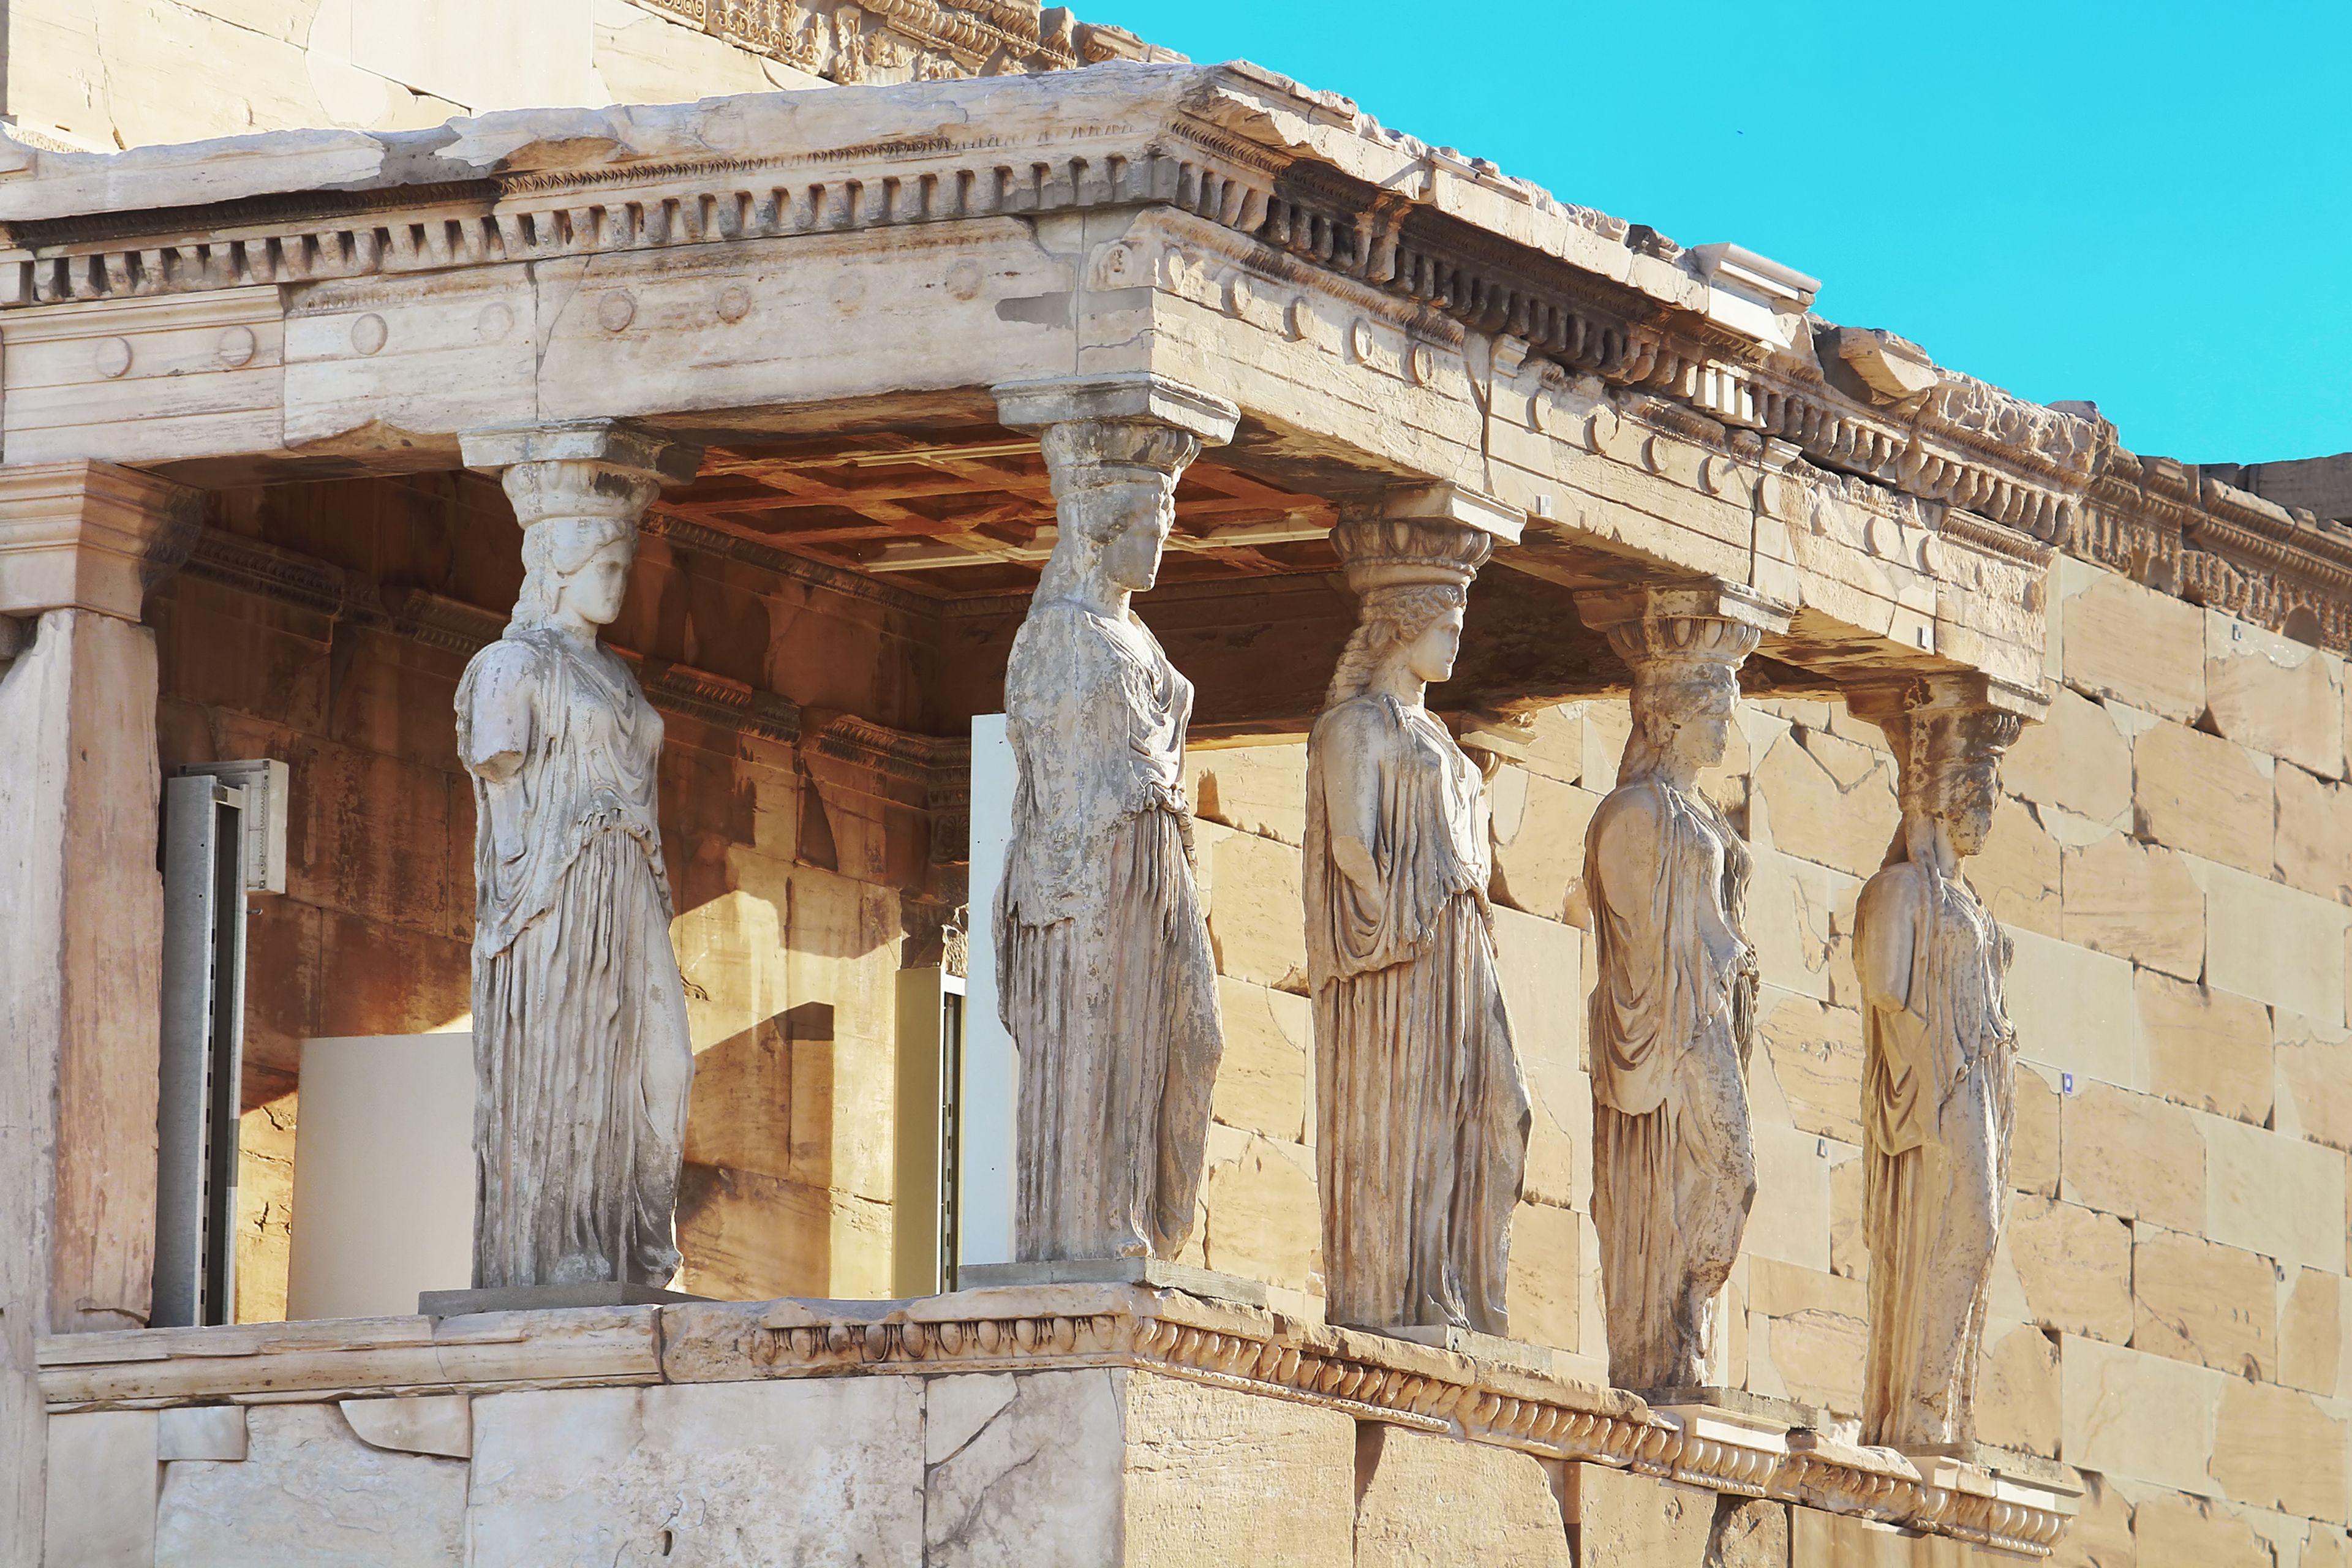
1849;673;2043;864
1577;581;1790;785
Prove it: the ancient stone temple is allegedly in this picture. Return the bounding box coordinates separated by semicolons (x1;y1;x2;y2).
6;8;2352;1565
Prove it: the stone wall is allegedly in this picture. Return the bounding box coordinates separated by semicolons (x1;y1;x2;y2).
1185;547;2352;1567
157;472;939;1319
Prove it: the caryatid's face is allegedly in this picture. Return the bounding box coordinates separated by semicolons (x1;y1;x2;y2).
1941;767;2000;859
1405;606;1467;686
1098;482;1175;594
1664;676;1737;771
558;538;635;629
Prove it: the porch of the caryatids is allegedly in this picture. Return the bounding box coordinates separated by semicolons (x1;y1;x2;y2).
1306;489;1531;1338
1846;673;2040;1452
987;373;1239;1267
1575;581;1789;1395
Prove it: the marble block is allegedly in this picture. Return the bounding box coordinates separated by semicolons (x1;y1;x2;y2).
419;1283;704;1316
956;1256;1268;1306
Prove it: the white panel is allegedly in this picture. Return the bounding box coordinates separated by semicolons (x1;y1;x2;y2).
287;1033;474;1319
958;714;1017;1268
349;0;598;113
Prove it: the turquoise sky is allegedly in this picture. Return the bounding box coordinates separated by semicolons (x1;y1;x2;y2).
1108;1;2351;466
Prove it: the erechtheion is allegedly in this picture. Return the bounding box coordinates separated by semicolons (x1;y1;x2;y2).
6;4;2351;1564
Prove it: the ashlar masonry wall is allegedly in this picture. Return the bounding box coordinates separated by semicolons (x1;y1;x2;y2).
1178;549;2352;1568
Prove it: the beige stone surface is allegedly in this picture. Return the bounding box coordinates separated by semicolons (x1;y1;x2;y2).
2207;1376;2347;1524
1972;796;2064;938
1507;1202;1582;1353
2136;973;2271;1125
2130;1227;2275;1379
1488;764;1600;923
2202;856;2352;1028
1124;1370;1356;1567
340;1393;472;1459
1354;1426;1569;1567
2062;570;2208;723
2203;1110;2348;1278
156;1404;247;1463
1977;1323;2061;1457
1202;824;1310;993
2280;1012;2352;1154
2276;763;2352;903
2004;925;2138;1089
2134;722;2274;878
2282;1268;2342;1396
2130;1490;2272;1568
2061;834;2204;980
1210;977;1310;1145
1494;907;1585;1209
45;1409;159;1568
2004;685;2134;827
1569;1464;1714;1567
154;1403;464;1567
1745;1114;1833;1275
1758;992;1864;1145
2062;1082;2206;1233
2060;1335;2222;1498
1200;1128;1319;1294
2012;1066;2061;1198
2008;1197;2133;1343
1749;1257;1868;1417
235;1092;298;1323
2206;612;2345;780
1752;722;1901;878
2309;1524;2352;1568
1749;848;1848;1003
469;1378;924;1566
1185;742;1307;846
1711;1498;1790;1568
2049;1471;2133;1568
1831;1153;1868;1282
927;1369;1123;1567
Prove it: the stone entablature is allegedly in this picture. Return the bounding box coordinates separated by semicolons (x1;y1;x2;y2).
37;1283;2082;1558
627;0;1178;83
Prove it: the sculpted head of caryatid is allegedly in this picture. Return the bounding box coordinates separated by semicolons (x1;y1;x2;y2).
1326;515;1493;706
1034;420;1202;606
1852;676;2039;872
1579;585;1789;790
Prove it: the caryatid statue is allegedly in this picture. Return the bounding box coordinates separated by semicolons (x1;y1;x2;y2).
1578;585;1786;1392
1849;676;2034;1450
990;375;1239;1264
1306;506;1531;1336
454;422;701;1292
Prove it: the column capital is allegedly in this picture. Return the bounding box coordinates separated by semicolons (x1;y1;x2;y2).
0;459;202;620
459;420;701;532
1572;578;1793;645
1844;670;2048;734
992;372;1239;447
1335;481;1525;545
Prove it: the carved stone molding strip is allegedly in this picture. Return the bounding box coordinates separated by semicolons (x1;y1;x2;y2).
37;1284;2079;1556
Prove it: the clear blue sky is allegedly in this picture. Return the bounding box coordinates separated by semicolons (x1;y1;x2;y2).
1108;1;2350;466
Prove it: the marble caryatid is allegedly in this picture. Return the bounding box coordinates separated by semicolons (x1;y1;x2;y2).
1578;587;1782;1393
1306;512;1530;1335
1850;677;2030;1450
992;375;1239;1264
454;424;700;1292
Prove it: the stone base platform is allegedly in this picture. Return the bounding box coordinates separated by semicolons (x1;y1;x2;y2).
417;1283;706;1316
35;1283;2079;1566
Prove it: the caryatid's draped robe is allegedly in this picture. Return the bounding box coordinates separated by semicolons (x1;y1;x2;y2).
1858;851;2016;1447
1305;693;1530;1333
997;600;1223;1261
1585;777;1759;1390
456;627;694;1289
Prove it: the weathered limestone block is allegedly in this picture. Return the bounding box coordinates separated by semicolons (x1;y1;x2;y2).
1184;742;1307;845
2275;762;2352;902
154;1403;464;1567
1568;1464;1716;1567
2129;1227;2275;1379
1493;907;1585;1209
1488;763;1602;922
1210;976;1310;1145
2060;1335;2222;1498
2207;1376;2348;1524
2201;858;2352;1028
2278;1013;2352;1153
1831;1153;1868;1282
469;1379;923;1566
2060;1083;2205;1232
1752;722;1901;878
341;1394;472;1459
2002;926;2136;1090
1970;796;2063;938
2205;612;2345;779
1744;1112;1833;1276
2050;1472;2133;1568
927;1369;1123;1566
1748;846;1847;1002
1354;1426;1570;1567
2201;1110;2347;1276
1711;1498;1792;1568
156;1405;247;1463
1758;992;1865;1145
1507;1202;1583;1352
1203;825;1310;992
2136;973;2272;1126
43;1409;159;1568
1790;1509;2039;1564
2281;1268;2342;1396
2060;568;2207;724
2011;1067;2060;1199
1199;1126;1320;1294
2128;1490;2272;1568
2007;1197;2133;1343
2132;722;2274;878
2309;1523;2352;1568
1749;1257;1869;1417
1977;1323;2061;1457
2002;685;2133;826
2059;834;2204;980
1123;1370;1356;1568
